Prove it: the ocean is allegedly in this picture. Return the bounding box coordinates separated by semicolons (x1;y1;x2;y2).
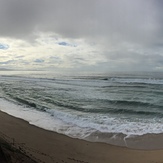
0;71;163;143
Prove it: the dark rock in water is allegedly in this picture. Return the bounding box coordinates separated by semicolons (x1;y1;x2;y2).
102;78;108;80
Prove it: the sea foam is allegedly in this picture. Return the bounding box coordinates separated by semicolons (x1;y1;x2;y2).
1;98;163;143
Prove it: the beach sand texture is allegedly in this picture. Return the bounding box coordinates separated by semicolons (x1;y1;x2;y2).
0;110;163;163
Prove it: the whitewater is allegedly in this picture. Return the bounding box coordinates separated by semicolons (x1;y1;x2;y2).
0;71;163;142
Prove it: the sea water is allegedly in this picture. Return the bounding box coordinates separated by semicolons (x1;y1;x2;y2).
0;71;163;142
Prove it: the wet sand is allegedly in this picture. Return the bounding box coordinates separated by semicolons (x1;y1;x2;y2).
0;110;163;163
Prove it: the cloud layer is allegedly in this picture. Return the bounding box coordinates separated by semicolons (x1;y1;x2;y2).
0;0;163;72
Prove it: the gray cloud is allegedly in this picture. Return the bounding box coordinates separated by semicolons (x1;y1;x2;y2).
0;60;14;64
0;0;163;71
0;0;160;44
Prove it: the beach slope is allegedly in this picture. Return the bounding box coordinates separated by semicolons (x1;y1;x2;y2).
0;110;163;163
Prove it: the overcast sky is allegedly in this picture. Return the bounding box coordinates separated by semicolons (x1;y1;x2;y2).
0;0;163;73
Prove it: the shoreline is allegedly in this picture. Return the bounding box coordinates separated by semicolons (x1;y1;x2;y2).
85;131;163;150
1;111;163;163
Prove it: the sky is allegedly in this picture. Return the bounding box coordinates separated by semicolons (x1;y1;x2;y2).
0;0;163;73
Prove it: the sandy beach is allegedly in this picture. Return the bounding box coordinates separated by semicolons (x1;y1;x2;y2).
0;110;163;163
